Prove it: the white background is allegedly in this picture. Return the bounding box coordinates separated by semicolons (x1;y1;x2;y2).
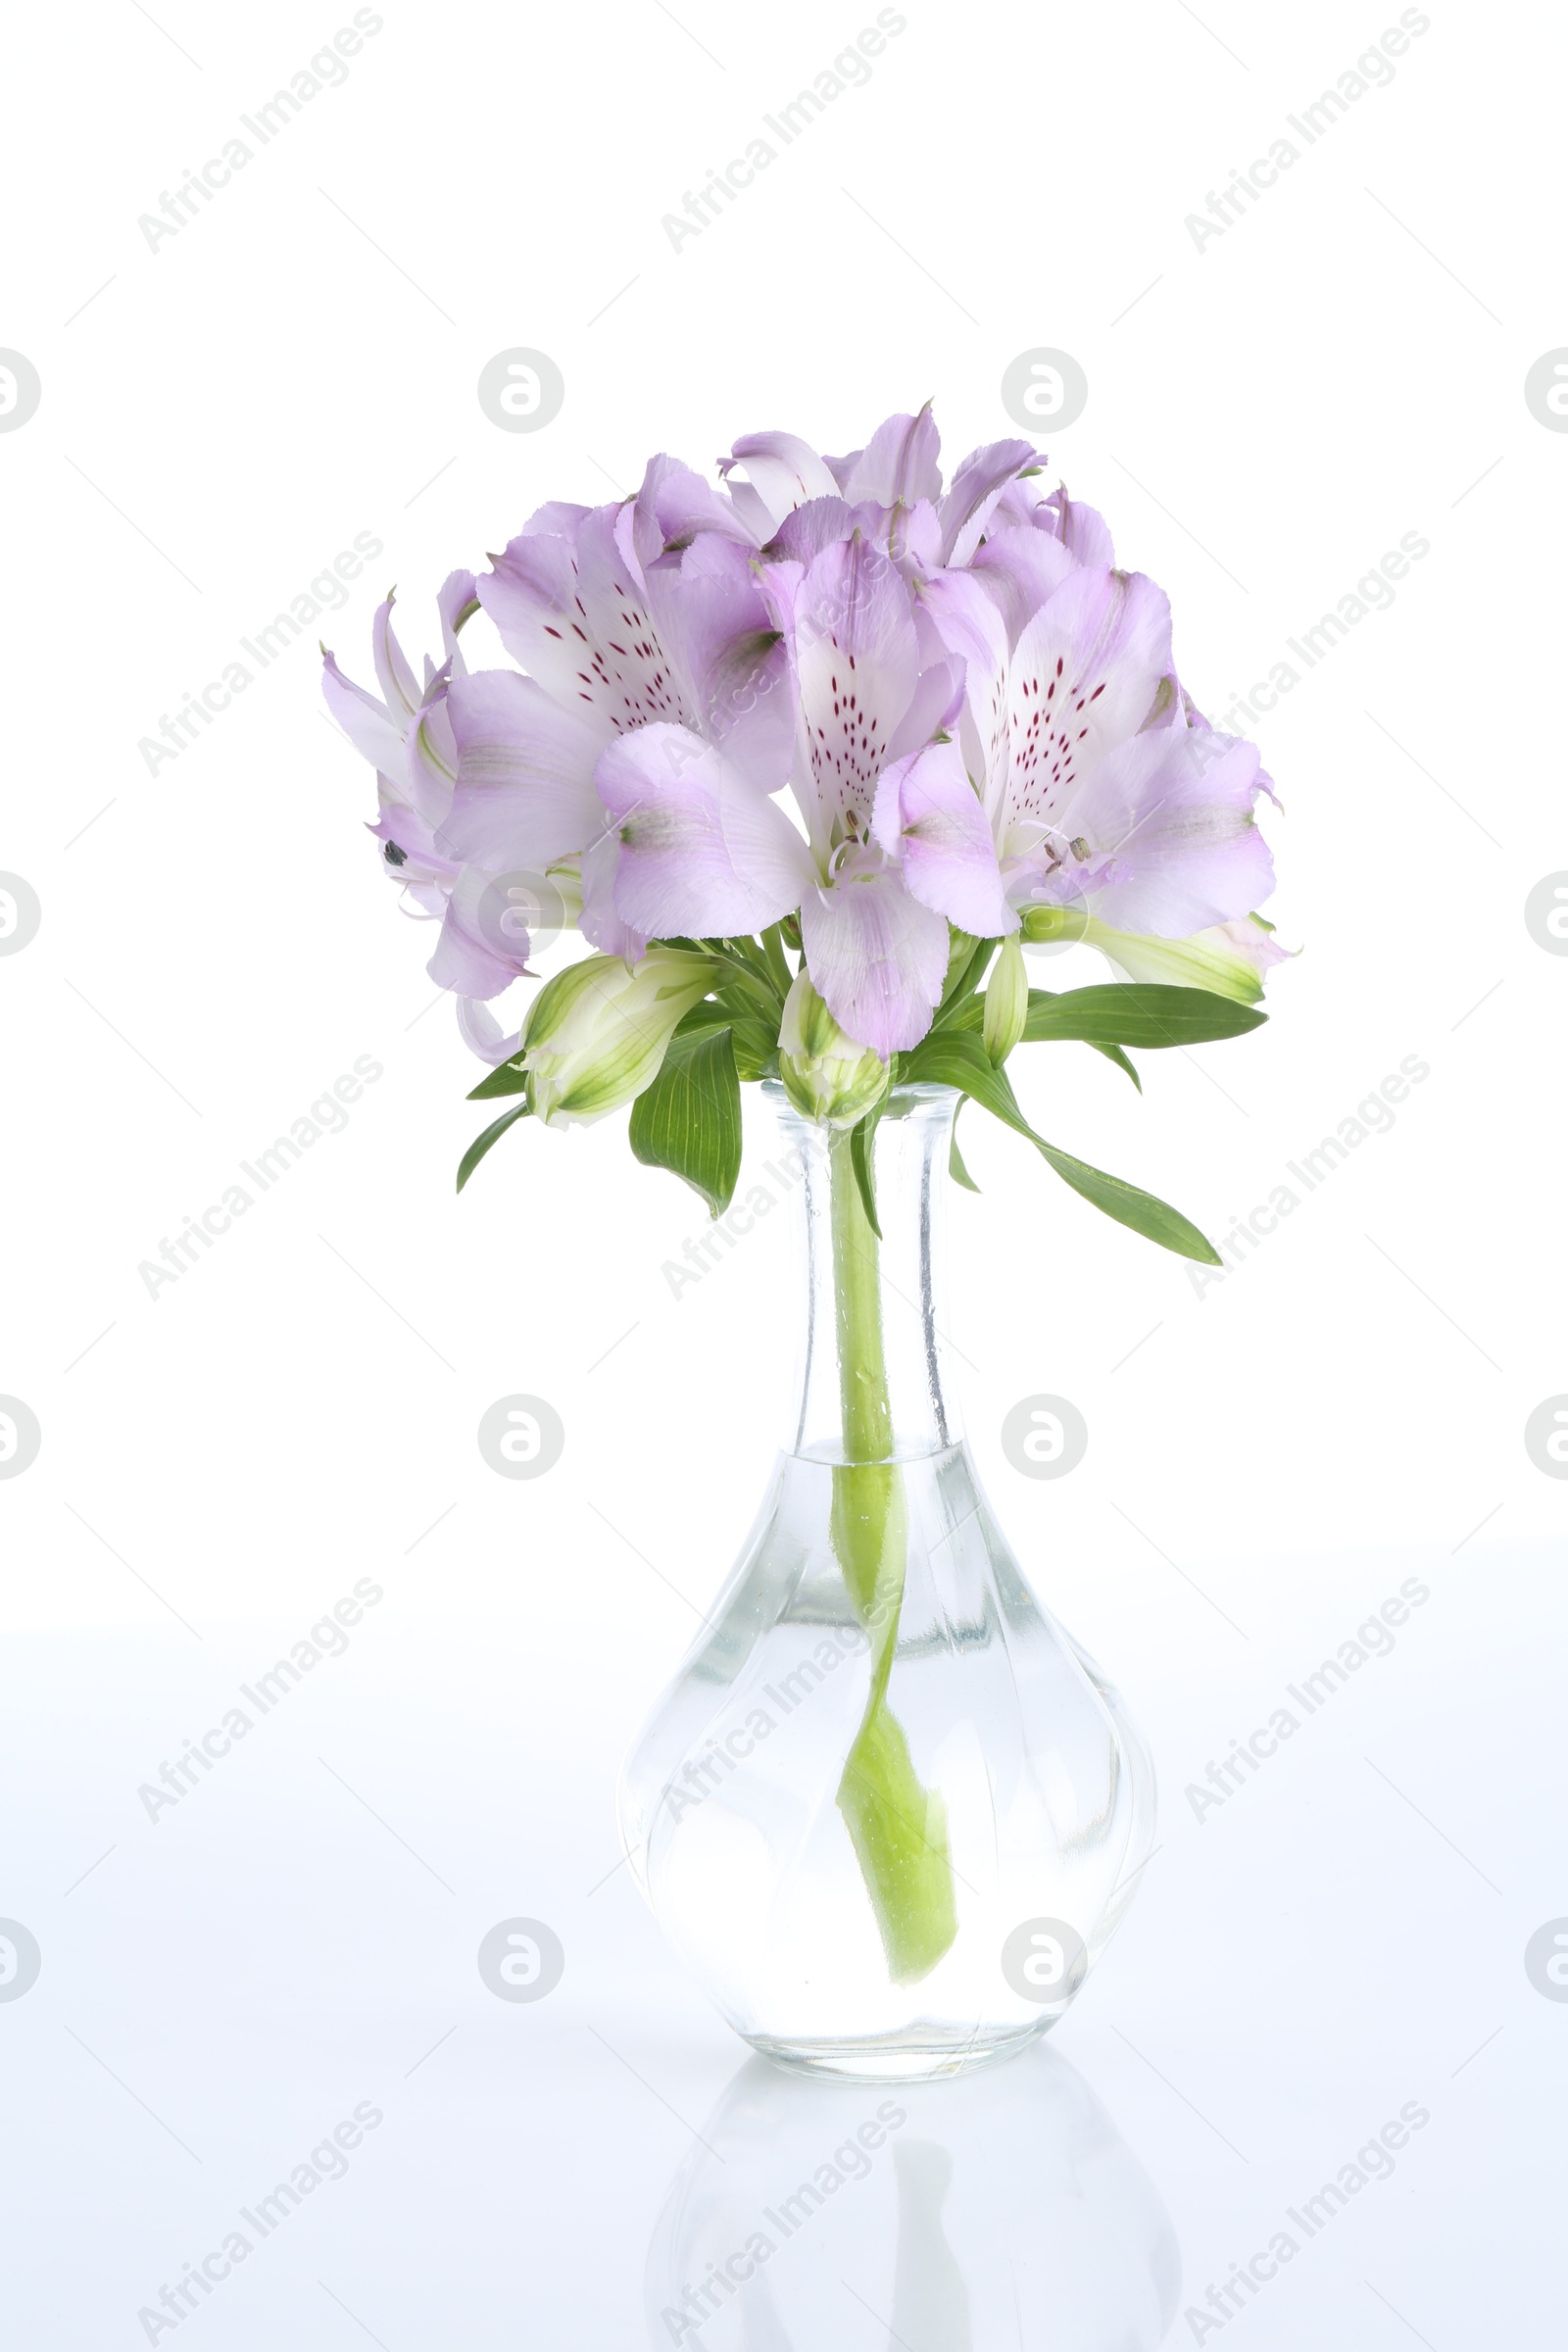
2;0;1564;2342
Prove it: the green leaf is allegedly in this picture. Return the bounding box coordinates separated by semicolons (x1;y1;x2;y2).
903;1030;1219;1264
727;1017;779;1083
629;1024;743;1217
947;983;1265;1049
849;1095;887;1239
759;921;795;998
948;1101;981;1193
1031;1136;1219;1264
456;1100;531;1192
1089;1040;1143;1092
944;997;1144;1088
466;1059;529;1100
673;1000;737;1036
1020;984;1266;1049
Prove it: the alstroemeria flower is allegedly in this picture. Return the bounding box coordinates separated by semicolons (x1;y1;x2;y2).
450;488;797;965
321;568;559;1036
919;560;1274;941
322;569;475;894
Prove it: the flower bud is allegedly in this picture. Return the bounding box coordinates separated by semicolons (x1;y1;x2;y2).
778;974;889;1127
982;934;1028;1064
522;949;716;1126
1019;905;1285;1004
1019;904;1090;948
1085;915;1287;1004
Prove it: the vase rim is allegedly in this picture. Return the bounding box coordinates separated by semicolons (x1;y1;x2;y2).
760;1077;960;1117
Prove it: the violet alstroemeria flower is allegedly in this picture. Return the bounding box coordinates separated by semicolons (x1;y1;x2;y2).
917;555;1275;938
448;473;798;963
319;568;541;1007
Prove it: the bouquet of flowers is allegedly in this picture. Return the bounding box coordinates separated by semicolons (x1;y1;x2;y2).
323;403;1281;1237
323;409;1284;1993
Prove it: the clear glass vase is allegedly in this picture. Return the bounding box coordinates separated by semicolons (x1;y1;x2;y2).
618;1082;1155;2080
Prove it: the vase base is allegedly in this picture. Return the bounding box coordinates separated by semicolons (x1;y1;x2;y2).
744;2015;1056;2084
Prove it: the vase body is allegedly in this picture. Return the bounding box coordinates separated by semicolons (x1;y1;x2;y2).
618;1083;1154;2080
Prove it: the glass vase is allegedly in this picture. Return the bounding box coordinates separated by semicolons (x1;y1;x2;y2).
618;1082;1155;2080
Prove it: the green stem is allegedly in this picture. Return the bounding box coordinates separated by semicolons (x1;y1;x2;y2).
695;939;781;1019
931;936;999;1028
759;920;796;1001
827;1129;958;1984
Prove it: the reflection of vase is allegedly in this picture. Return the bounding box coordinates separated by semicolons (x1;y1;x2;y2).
644;2044;1182;2350
618;1083;1156;2080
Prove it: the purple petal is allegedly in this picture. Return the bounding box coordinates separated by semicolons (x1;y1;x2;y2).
571;504;694;733
884;656;965;764
633;453;756;562
481;502;678;742
404;672;460;828
322;650;404;776
718;479;775;545
721;432;841;535
579;828;647;961
842;406;943;509
763;496;859;564
458;996;522;1065
520;500;592;539
369;777;459;888
915;571;1010;814
799;853;949;1055
1048;728;1275;937
437;568;479;668
595;723;813;938
1042;489;1115;567
1004;568;1174;839
642;535;795;791
869;739;1015;936
821;446;860;494
794;533;921;838
427;864;532;1000
938;439;1040;564
371;594;419;719
443;669;611;867
484;502;696;741
476;523;599;710
880;498;943;573
965;528;1077;646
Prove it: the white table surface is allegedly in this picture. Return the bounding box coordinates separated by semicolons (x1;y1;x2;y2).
4;1534;1560;2349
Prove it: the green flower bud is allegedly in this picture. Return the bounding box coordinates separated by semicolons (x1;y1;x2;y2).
1078;915;1281;1004
778;973;889;1127
522;949;717;1126
982;934;1028;1064
1019;905;1090;948
1020;906;1280;1004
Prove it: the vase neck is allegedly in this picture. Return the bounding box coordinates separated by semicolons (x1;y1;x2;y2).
767;1082;961;1465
